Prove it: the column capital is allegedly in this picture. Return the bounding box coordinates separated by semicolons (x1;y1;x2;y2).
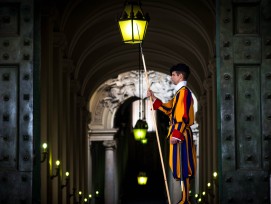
103;140;117;149
203;78;213;90
88;129;118;141
53;32;67;47
63;59;75;74
199;94;207;107
208;58;216;75
77;95;86;108
53;32;68;58
70;80;80;93
196;109;203;121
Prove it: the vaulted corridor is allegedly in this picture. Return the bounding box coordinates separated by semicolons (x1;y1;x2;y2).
0;0;270;203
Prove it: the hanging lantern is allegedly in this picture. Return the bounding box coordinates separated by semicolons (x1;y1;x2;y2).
133;119;148;141
137;172;148;185
118;0;150;44
141;138;148;144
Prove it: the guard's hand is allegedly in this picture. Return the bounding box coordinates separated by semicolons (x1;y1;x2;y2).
147;89;157;100
147;89;153;98
170;137;179;144
172;129;185;141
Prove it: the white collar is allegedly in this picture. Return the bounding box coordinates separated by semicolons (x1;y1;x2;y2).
174;81;187;93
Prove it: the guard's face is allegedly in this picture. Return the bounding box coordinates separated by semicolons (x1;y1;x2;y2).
171;71;183;85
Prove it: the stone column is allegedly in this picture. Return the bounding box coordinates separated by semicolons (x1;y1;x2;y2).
204;78;213;182
62;59;74;204
77;96;87;192
196;105;203;195
208;60;218;172
199;95;207;190
51;31;67;204
40;12;51;204
88;140;93;202
54;32;68;204
103;140;117;204
70;79;80;199
204;78;214;204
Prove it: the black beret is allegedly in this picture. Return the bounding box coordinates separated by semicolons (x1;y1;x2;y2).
170;63;190;75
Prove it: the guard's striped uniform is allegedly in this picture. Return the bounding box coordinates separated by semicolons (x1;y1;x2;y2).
153;86;197;204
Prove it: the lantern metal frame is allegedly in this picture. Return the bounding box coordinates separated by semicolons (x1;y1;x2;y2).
118;0;150;44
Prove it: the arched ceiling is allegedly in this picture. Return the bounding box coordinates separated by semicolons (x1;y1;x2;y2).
49;0;216;100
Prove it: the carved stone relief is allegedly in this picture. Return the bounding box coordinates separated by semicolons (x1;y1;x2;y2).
93;100;104;124
100;70;175;113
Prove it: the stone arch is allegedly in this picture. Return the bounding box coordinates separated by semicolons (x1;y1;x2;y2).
87;69;202;203
88;70;176;130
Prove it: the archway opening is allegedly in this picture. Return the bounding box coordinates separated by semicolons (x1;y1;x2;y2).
114;96;169;203
88;70;200;203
